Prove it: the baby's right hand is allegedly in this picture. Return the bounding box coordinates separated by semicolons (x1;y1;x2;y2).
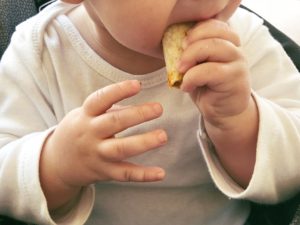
40;80;167;210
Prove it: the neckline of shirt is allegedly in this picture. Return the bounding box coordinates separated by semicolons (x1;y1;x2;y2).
57;15;167;89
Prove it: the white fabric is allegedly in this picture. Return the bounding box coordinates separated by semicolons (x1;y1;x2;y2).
242;0;300;45
0;1;300;225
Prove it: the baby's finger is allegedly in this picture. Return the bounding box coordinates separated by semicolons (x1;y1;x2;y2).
106;104;131;113
179;38;242;73
215;0;241;22
97;129;168;161
180;62;235;92
83;80;141;116
107;162;165;182
184;19;240;48
93;103;163;138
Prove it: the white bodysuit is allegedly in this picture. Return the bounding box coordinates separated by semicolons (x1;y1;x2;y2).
1;1;300;225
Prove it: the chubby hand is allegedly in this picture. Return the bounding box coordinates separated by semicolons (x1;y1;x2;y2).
40;80;167;210
179;19;251;128
178;19;258;187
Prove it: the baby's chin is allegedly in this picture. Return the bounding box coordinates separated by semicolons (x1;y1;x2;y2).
152;50;165;60
147;44;165;60
137;47;164;60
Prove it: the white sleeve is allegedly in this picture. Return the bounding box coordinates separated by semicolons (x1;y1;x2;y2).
199;9;300;204
0;17;94;225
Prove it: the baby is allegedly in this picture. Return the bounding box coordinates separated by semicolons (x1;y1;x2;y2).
0;0;300;224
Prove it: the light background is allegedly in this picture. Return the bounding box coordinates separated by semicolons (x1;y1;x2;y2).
242;0;300;45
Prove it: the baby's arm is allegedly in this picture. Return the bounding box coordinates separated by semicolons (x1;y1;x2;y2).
179;19;257;187
179;11;300;204
201;97;258;188
40;80;167;213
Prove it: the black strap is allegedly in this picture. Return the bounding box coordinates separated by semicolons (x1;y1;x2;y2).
34;0;52;9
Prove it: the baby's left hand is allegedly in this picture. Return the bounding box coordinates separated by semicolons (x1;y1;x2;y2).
179;19;251;128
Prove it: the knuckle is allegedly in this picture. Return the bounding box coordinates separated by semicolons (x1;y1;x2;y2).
112;82;128;100
98;139;126;161
120;169;146;182
108;111;124;130
114;140;127;160
111;111;121;124
219;63;228;72
140;170;147;182
218;22;240;46
96;88;105;99
210;63;222;76
237;50;246;61
221;22;231;32
83;88;105;114
210;38;222;47
122;169;134;182
141;133;156;149
93;88;105;105
115;82;125;93
136;106;148;122
141;137;149;149
96;143;108;160
233;34;241;46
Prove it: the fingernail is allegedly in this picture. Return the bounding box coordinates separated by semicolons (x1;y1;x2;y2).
153;104;163;115
156;170;165;179
180;83;190;92
181;85;191;92
130;80;141;89
182;38;188;49
177;61;186;73
157;130;167;143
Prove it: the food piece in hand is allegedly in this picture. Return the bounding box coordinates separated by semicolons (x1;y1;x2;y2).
162;22;194;88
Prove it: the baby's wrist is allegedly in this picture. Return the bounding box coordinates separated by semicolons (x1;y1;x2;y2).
203;96;258;137
50;187;84;220
40;131;82;212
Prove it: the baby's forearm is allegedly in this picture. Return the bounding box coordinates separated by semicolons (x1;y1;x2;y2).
204;97;259;188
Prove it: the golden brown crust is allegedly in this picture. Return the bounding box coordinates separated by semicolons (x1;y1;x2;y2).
162;23;194;88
